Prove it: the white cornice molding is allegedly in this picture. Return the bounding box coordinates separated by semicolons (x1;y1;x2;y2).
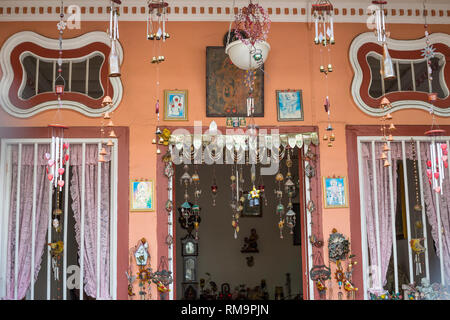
0;31;123;118
0;0;449;24
349;32;450;117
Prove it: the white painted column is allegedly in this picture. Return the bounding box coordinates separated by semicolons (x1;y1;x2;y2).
80;143;86;300
387;141;399;293
401;141;414;282
62;146;70;300
30;143;38;300
14;144;22;300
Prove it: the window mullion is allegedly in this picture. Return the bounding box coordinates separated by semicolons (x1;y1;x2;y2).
35;59;40;96
411;61;416;92
69;61;72;92
396;61;401;92
85;58;89;95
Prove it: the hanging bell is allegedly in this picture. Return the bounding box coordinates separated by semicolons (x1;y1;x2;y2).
387;134;393;141
100;147;108;155
384;159;390;167
98;154;106;162
381;43;396;80
107;140;114;146
389;123;396;130
102;96;113;107
383;143;390;152
152;138;157;144
108;40;121;78
164;32;170;39
323;134;328;141
104;111;111;119
147;33;155;40
328;142;333;147
327;64;333;72
156;148;161;154
320;65;325;73
385;113;392;120
107;119;114;127
381;152;387;160
109;129;117;138
330;133;335;142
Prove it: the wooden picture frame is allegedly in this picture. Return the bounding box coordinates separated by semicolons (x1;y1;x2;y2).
323;176;349;208
164;89;188;121
206;46;264;117
130;179;155;211
276;90;304;121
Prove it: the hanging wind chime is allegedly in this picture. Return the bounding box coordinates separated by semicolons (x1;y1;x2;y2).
211;166;218;206
312;1;336;146
275;170;285;239
109;0;121;78
148;1;169;154
379;97;395;167
284;149;297;235
422;3;448;195
178;165;202;239
46;2;69;298
230;165;242;239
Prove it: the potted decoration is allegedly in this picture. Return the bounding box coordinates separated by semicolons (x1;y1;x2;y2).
225;1;271;70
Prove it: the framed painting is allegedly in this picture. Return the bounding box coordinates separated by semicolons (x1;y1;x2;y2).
164;90;188;121
276;90;304;121
130;179;155;211
323;176;348;208
206;46;264;117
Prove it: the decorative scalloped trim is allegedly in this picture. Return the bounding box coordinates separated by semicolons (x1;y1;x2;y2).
0;0;449;23
349;32;450;117
0;31;123;118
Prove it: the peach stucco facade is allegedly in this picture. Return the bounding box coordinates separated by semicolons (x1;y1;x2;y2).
0;20;449;299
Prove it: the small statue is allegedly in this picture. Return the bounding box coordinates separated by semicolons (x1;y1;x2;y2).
241;228;259;253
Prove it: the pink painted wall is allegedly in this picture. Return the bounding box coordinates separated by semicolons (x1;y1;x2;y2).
0;20;449;299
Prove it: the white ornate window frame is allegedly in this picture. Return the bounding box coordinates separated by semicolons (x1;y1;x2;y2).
0;31;123;118
349;32;450;117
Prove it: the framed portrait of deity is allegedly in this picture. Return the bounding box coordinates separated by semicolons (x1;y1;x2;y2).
323;176;348;209
164;90;188;121
130;179;154;211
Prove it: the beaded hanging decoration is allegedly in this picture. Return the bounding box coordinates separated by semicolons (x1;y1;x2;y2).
46;2;70;299
275;170;285;239
422;1;448;195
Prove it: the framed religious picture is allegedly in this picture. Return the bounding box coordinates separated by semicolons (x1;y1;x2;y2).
164;90;188;121
323;176;348;208
206;46;264;117
276;90;304;121
130;179;155;211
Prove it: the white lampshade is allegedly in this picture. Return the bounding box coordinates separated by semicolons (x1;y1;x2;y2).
225;39;271;71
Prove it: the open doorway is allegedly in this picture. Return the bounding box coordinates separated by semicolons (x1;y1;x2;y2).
175;155;304;300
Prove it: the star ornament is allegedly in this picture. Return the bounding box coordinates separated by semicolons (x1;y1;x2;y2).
250;186;260;199
421;45;436;60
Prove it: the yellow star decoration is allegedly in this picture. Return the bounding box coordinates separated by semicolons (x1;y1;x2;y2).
249;186;260;199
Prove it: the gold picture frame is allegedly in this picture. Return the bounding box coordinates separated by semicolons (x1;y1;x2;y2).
323;176;348;208
130;179;155;212
164;89;188;121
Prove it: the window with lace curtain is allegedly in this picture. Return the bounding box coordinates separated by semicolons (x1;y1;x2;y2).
0;140;118;300
357;137;450;300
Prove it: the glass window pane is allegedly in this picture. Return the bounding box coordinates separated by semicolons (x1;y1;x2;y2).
37;60;54;94
71;60;86;94
413;60;429;93
384;61;398;94
367;55;382;99
430;56;447;99
398;62;413;92
88;55;104;99
21;55;37;99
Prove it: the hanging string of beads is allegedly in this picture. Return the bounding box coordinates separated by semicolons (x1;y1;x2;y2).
275;170;285;239
422;0;448;195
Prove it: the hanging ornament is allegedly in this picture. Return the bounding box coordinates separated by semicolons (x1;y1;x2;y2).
130;238;153;300
275;170;285;239
410;238;426;275
379;97;395;167
211;166;218;206
422;2;447;195
310;251;331;300
370;1;396;81
230;165;242;239
312;1;335;46
108;0;122;78
411;139;422;211
147;1;169;64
